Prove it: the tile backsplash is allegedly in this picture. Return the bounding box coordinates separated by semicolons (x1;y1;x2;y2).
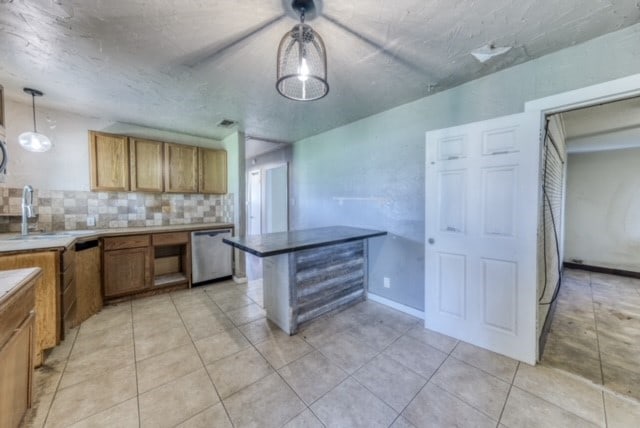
0;187;233;233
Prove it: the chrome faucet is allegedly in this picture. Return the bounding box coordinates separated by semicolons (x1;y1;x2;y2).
21;185;35;236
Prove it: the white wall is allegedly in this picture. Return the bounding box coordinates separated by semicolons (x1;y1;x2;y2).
4;99;108;190
564;147;640;272
3;99;226;191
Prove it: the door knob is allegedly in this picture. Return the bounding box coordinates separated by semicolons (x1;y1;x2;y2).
428;238;435;245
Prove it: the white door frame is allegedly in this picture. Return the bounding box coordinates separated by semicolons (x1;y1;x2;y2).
525;74;640;115
263;162;289;233
246;162;289;235
247;169;262;235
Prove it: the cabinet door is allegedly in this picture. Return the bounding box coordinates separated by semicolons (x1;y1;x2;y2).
103;247;151;298
164;143;198;193
89;131;129;191
75;245;103;324
0;312;34;428
130;138;164;192
198;148;227;194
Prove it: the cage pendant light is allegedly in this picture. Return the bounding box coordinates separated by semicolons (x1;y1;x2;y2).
276;7;328;101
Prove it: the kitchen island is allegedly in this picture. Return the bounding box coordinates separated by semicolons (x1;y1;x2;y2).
223;226;386;334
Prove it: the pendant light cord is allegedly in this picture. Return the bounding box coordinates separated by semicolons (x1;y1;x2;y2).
31;93;37;133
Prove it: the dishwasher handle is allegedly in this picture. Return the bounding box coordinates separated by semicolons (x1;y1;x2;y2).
192;229;232;237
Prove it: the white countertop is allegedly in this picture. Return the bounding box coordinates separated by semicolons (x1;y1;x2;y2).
0;223;234;253
0;267;41;304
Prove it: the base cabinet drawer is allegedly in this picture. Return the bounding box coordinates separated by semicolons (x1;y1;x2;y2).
103;235;150;251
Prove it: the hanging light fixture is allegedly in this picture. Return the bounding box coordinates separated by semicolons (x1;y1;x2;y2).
276;1;328;101
19;88;52;152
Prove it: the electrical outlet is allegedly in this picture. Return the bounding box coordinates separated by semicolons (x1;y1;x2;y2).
86;215;96;227
384;277;391;288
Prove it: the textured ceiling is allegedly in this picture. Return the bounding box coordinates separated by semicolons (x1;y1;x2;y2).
0;0;639;142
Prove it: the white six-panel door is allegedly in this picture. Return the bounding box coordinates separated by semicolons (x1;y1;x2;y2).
425;112;541;364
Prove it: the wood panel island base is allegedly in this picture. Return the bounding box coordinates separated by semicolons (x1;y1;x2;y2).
224;226;386;334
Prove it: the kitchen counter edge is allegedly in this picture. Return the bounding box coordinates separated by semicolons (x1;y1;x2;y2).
0;223;235;254
0;267;41;306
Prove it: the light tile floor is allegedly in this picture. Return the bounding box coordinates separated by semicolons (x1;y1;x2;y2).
24;278;640;427
542;269;640;401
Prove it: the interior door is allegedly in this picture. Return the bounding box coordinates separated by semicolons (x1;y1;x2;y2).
248;170;261;235
425;112;541;364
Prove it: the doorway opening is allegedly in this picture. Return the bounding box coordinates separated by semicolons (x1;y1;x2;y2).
538;96;640;401
244;137;292;286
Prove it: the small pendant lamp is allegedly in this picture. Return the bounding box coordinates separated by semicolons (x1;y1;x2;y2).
19;88;52;152
276;4;328;101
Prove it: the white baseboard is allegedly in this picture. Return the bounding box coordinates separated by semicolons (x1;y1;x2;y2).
232;275;248;284
368;293;424;319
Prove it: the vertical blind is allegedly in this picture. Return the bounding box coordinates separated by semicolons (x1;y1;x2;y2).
538;115;566;327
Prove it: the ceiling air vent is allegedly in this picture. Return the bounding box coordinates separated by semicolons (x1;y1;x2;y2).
217;119;237;128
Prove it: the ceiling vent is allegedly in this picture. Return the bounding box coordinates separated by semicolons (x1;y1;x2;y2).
217;119;237;128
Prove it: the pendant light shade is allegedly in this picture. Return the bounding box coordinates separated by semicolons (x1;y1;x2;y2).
276;9;328;101
19;88;52;153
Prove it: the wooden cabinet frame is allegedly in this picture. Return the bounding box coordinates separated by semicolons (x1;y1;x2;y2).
130;137;164;192
164;143;198;193
198;148;227;194
89;131;130;191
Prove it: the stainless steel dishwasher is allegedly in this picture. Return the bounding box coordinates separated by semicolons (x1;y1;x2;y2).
191;228;233;284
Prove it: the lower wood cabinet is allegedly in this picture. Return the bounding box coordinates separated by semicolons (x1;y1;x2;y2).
102;232;191;299
103;235;151;299
0;269;38;428
0;252;60;366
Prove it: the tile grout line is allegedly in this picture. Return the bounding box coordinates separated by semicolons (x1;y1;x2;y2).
423;341;515;425
384;331;461;427
602;389;609;428
496;361;520;427
129;300;142;428
205;282;330;427
169;289;235;427
588;272;606;385
40;318;83;427
278;306;416;425
48;302;137;427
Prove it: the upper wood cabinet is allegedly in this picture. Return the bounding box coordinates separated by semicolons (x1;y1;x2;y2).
198;148;227;194
89;130;227;194
89;131;130;191
130;138;164;192
164;143;198;193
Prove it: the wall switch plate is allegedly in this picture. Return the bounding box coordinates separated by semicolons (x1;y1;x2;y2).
384;277;391;288
86;216;96;227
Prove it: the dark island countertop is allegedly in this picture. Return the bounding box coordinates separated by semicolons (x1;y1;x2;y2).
223;226;387;257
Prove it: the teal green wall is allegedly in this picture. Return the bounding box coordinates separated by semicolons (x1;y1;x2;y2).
291;24;640;311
